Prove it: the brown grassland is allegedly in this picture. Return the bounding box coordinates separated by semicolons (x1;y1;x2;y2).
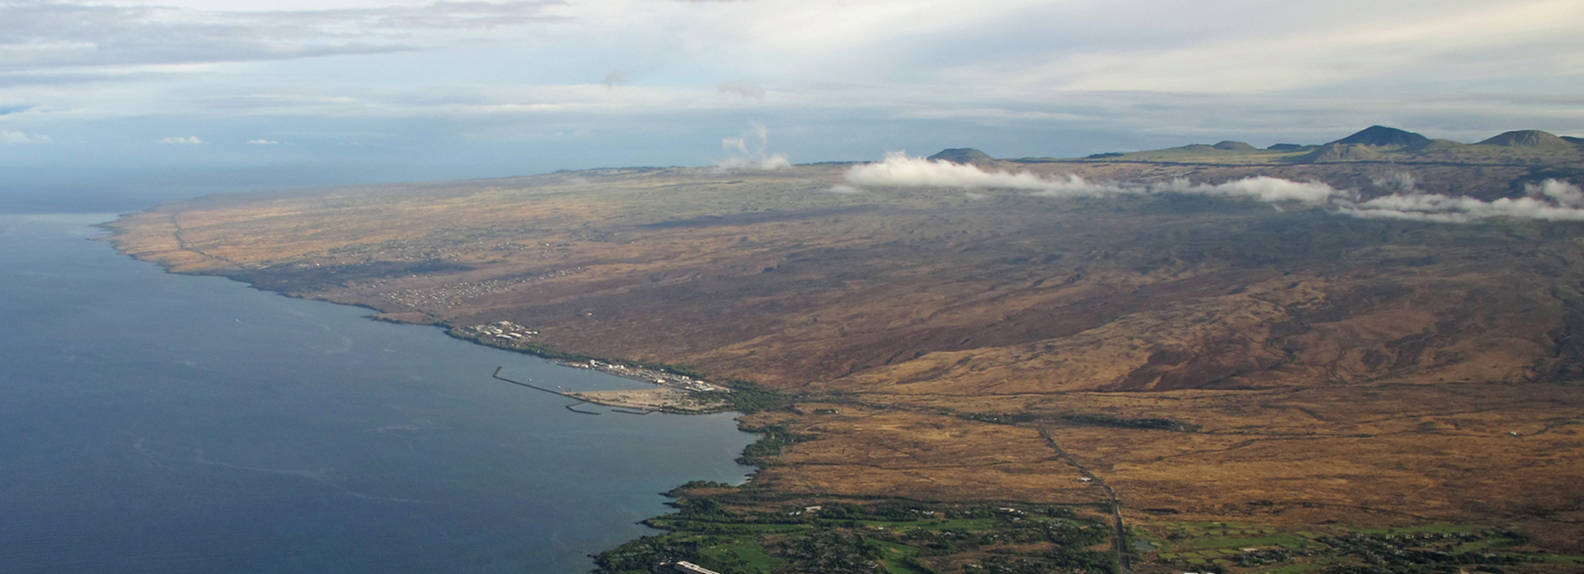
104;145;1584;571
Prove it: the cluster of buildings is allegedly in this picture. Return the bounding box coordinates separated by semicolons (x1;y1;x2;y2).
459;321;539;343
563;359;729;393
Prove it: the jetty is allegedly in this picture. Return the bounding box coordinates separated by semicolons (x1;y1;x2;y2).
492;366;608;415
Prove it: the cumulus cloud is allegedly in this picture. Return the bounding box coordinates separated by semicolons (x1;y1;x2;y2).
0;130;51;143
157;136;204;144
824;184;864;194
247;139;279;145
716;122;790;170
717;82;764;99
1533;178;1584;208
843;153;1584;224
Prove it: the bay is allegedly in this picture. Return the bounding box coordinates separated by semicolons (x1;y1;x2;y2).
0;212;754;573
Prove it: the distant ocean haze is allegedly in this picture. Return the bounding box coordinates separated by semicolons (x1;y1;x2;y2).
0;208;752;573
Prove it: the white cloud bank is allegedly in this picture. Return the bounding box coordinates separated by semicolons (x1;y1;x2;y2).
844;153;1584;224
247;139;279;145
846;151;1109;194
157;136;205;144
1341;180;1584;223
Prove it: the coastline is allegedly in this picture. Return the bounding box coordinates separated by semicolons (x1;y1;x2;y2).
1;213;762;574
97;214;777;573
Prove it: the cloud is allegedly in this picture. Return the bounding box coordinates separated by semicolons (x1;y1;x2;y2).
844;153;1584;224
247;139;279;145
716;122;790;170
847;153;1343;205
1533;178;1584;208
1341;180;1584;223
0;130;51;143
0;0;565;73
157;136;204;144
602;70;629;88
1;0;1580;187
824;184;863;194
846;151;1118;194
717;82;764;99
1151;177;1345;204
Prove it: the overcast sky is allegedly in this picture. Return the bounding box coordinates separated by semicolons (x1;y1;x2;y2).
2;0;1582;204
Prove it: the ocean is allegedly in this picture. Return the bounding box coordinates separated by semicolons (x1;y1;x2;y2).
0;210;754;573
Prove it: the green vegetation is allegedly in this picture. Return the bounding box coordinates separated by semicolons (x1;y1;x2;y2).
694;381;790;415
1349;525;1482;536
1265;564;1322;574
735;423;813;466
592;493;1117;574
1058;413;1198;432
1139;523;1572;574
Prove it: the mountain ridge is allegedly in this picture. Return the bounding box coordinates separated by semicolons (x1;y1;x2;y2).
1010;125;1584;166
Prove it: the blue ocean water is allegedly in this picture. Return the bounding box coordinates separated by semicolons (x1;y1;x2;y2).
0;212;754;573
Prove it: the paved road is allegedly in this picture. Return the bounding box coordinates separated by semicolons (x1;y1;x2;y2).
1039;427;1131;574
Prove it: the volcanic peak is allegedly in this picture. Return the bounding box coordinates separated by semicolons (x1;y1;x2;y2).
1478;129;1573;148
927;148;997;167
1329;125;1431;148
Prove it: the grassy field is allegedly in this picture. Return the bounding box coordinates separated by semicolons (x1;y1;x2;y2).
595;487;1583;574
594;494;1117;574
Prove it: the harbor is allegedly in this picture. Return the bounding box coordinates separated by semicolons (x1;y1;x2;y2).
491;366;729;414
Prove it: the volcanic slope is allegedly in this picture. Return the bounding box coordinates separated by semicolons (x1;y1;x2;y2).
107;139;1584;558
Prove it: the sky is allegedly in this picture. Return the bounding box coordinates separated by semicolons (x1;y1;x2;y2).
2;0;1582;206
